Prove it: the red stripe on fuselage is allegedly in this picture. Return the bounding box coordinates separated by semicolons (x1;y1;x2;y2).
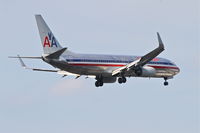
148;65;179;70
68;63;179;70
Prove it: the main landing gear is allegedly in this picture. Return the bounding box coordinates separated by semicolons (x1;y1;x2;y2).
163;77;169;86
118;77;127;84
95;80;103;87
95;75;103;87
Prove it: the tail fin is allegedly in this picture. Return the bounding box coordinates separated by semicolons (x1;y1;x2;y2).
35;15;63;55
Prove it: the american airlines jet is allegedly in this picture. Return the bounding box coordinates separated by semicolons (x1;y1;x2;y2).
10;15;180;87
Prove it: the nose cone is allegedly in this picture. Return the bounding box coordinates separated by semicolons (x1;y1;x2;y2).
176;66;180;74
164;58;180;76
173;64;180;75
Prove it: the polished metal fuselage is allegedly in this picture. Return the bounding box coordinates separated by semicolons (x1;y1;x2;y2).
46;53;180;78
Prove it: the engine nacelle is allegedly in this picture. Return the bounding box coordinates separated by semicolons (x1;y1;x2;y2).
103;77;117;83
141;66;156;77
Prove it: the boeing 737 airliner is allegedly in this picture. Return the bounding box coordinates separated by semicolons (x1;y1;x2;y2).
10;15;180;87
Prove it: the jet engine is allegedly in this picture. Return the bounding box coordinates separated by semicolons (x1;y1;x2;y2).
134;66;156;77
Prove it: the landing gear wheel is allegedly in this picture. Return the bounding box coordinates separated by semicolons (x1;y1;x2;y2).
95;81;100;87
122;77;126;83
95;81;103;87
118;77;126;84
164;81;168;86
163;77;169;86
99;81;103;86
118;78;123;84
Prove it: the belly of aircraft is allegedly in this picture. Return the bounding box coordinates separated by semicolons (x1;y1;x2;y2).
61;64;175;78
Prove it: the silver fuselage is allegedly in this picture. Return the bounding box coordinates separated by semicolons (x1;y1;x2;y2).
45;52;180;78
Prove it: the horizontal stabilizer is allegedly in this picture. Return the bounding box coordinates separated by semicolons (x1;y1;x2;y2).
8;56;42;59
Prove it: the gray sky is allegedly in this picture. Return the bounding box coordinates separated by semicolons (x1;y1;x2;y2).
0;0;199;133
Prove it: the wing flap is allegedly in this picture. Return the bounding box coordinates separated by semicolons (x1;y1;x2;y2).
112;59;140;76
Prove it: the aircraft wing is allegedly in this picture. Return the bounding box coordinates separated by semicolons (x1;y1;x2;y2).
16;55;80;77
16;55;58;72
112;32;165;76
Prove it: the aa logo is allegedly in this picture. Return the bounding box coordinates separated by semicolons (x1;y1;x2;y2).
43;32;58;47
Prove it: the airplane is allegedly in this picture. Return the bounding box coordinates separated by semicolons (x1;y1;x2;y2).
9;15;180;87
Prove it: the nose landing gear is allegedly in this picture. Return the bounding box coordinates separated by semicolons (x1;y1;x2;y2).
163;77;169;86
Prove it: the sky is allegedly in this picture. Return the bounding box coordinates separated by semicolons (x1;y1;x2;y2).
0;0;199;133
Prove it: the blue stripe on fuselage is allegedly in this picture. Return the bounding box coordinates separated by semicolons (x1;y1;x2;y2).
65;59;174;66
63;54;175;66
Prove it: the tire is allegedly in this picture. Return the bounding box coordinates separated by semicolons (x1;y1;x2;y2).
164;81;169;86
99;81;103;86
95;81;99;87
122;77;126;83
118;78;123;84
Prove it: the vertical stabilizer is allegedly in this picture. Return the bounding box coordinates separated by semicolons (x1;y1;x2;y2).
35;15;63;55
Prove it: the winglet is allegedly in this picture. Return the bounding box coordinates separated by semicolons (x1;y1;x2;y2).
13;55;58;72
17;55;27;68
157;32;164;49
